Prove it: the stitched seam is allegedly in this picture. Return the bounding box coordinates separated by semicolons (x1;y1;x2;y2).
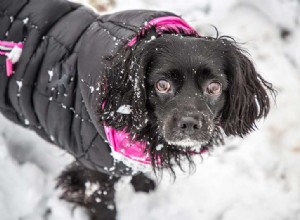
67;83;77;149
8;74;94;123
11;84;92;123
76;132;99;159
78;97;85;155
0;97;92;123
0;11;73;53
43;91;51;137
0;1;29;40
16;38;51;123
106;20;140;32
6;77;93;122
64;7;97;53
95;21;127;42
0;65;13;113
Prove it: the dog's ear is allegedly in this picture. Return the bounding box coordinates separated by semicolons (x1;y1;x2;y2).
220;39;274;137
97;43;150;133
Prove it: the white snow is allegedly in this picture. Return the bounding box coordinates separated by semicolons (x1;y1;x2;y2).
166;139;208;148
7;46;23;64
117;105;132;114
50;135;55;141
23;17;29;25
24;119;30;125
109;149;152;173
0;45;12;51
1;0;300;220
16;80;23;92
85;181;100;197
155;144;164;151
89;86;95;93
48;70;54;82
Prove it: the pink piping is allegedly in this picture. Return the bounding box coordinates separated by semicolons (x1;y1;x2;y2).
104;126;153;165
0;40;23;48
6;59;13;77
128;16;198;47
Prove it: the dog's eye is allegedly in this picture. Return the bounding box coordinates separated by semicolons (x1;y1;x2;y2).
155;79;171;93
206;81;222;96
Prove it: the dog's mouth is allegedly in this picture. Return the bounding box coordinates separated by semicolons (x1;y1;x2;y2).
164;138;209;154
160;114;215;151
163;129;213;151
165;138;209;148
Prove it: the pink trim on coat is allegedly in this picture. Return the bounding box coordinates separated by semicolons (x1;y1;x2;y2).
0;40;24;77
104;126;152;166
128;16;198;47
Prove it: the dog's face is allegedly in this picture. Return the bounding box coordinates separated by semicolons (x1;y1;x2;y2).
146;36;228;148
98;30;274;172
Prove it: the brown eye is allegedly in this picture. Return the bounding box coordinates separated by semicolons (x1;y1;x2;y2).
155;79;171;93
206;81;222;95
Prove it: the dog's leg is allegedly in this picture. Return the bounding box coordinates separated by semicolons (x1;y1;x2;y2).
130;173;156;193
57;162;119;220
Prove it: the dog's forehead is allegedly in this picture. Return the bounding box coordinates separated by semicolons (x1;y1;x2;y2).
148;35;225;75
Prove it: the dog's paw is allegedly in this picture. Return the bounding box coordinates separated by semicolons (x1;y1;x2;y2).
56;163;87;204
57;163;119;220
130;173;156;193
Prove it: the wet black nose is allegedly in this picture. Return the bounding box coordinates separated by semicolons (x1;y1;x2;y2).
178;116;201;133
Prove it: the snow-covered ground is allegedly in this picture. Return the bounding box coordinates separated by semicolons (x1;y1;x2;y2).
1;0;300;219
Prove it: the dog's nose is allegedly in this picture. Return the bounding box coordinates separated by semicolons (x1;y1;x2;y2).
178;116;201;133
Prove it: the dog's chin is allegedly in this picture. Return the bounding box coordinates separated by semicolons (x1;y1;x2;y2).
165;139;209;148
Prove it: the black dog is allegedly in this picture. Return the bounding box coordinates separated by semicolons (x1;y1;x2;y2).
58;33;274;219
0;1;274;219
97;32;274;172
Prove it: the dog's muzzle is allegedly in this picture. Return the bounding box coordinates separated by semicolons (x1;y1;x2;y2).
163;111;214;148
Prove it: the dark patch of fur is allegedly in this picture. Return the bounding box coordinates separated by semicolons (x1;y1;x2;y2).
130;173;156;193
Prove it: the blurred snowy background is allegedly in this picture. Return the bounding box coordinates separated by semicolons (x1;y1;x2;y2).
1;0;300;219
